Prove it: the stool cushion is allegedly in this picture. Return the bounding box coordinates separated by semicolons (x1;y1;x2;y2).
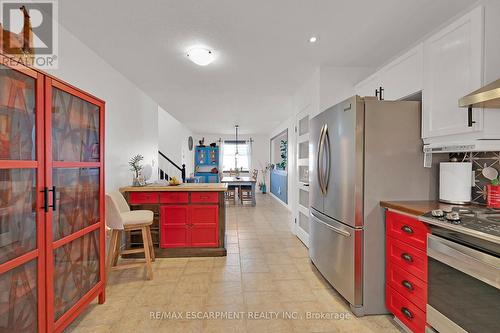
122;210;154;226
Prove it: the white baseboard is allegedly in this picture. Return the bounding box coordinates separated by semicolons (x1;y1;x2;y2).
269;192;291;210
295;226;310;248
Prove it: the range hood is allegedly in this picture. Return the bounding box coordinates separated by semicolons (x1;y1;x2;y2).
459;78;500;108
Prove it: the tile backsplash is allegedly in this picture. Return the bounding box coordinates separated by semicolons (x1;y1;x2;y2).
451;152;500;205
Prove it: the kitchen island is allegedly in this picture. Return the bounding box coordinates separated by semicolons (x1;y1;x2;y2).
120;183;227;257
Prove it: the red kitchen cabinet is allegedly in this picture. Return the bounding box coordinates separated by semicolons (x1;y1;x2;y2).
160;206;189;247
160;204;218;248
385;210;428;333
190;205;218;247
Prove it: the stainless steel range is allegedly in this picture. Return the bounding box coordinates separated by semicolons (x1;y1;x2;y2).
421;207;500;243
420;207;500;333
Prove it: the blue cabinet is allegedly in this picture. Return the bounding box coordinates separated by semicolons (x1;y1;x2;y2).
194;172;220;183
195;146;220;183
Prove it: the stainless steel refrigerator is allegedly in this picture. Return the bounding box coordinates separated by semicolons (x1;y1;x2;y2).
309;96;439;316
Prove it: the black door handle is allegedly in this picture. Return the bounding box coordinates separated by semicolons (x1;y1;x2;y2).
49;186;56;211
42;186;56;212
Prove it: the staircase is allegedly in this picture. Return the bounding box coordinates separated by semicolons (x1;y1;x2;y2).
158;150;186;182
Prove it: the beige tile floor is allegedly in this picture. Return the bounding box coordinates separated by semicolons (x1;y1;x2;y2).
66;194;402;333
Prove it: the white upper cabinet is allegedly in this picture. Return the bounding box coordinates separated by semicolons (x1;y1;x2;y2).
381;44;423;101
355;44;423;101
354;72;380;98
422;6;484;139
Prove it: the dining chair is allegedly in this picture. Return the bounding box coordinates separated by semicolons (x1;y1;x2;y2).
222;171;238;204
240;169;258;204
105;192;155;280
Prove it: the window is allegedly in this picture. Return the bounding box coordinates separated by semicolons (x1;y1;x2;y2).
222;140;251;171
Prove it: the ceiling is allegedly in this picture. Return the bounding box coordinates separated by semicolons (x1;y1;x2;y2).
59;0;475;134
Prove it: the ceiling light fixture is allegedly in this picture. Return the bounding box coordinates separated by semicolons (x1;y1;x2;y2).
187;47;214;66
309;36;318;43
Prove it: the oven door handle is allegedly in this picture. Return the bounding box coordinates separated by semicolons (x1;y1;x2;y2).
427;234;500;289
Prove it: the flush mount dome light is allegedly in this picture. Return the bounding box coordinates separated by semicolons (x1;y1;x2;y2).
187;47;214;66
309;36;318;43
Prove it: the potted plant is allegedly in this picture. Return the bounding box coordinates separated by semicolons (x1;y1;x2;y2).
259;163;273;193
129;154;144;186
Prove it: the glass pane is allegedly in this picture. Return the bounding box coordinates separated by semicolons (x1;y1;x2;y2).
299;189;309;208
299;211;309;233
52;168;99;240
0;64;36;160
299;141;309;159
52;88;100;162
0;259;37;333
53;229;99;321
298;166;309;183
299;115;309;136
0;169;36;264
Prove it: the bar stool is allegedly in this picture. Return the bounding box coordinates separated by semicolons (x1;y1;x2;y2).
105;192;155;280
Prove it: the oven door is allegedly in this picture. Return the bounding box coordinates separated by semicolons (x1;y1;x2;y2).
427;234;500;333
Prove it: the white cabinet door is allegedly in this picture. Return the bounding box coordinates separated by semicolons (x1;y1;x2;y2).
381;43;423;100
354;73;380;98
422;6;484;139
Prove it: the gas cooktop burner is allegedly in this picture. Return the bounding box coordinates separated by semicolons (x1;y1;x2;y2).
422;207;500;238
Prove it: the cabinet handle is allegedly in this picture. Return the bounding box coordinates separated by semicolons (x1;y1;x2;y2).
401;253;413;263
467;106;476;127
400;307;413;320
401;280;414;291
401;225;413;234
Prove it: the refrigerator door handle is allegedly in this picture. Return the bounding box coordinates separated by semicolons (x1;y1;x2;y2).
317;124;326;195
311;210;351;237
323;124;331;193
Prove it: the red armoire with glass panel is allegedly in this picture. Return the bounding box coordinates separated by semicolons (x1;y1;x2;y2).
0;53;105;333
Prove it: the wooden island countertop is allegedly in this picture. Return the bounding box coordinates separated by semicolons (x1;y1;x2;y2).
380;200;477;216
120;183;227;192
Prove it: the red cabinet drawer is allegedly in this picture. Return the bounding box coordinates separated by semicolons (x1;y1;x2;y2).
386;286;426;333
387;237;427;282
386;211;429;251
160;192;189;204
191;192;219;203
128;192;159;204
190;205;219;225
387;260;427;311
160;206;189;225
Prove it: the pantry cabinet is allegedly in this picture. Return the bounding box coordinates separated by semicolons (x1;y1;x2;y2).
0;53;105;333
422;6;484;140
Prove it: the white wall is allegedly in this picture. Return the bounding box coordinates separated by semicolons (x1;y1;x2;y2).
47;26;186;191
319;66;373;111
158;106;194;179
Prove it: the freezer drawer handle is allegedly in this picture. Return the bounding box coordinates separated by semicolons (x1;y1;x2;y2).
401;280;414;291
311;213;351;237
400;307;414;320
401;225;413;234
401;253;413;263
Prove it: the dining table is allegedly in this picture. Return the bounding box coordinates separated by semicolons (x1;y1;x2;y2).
221;176;257;206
